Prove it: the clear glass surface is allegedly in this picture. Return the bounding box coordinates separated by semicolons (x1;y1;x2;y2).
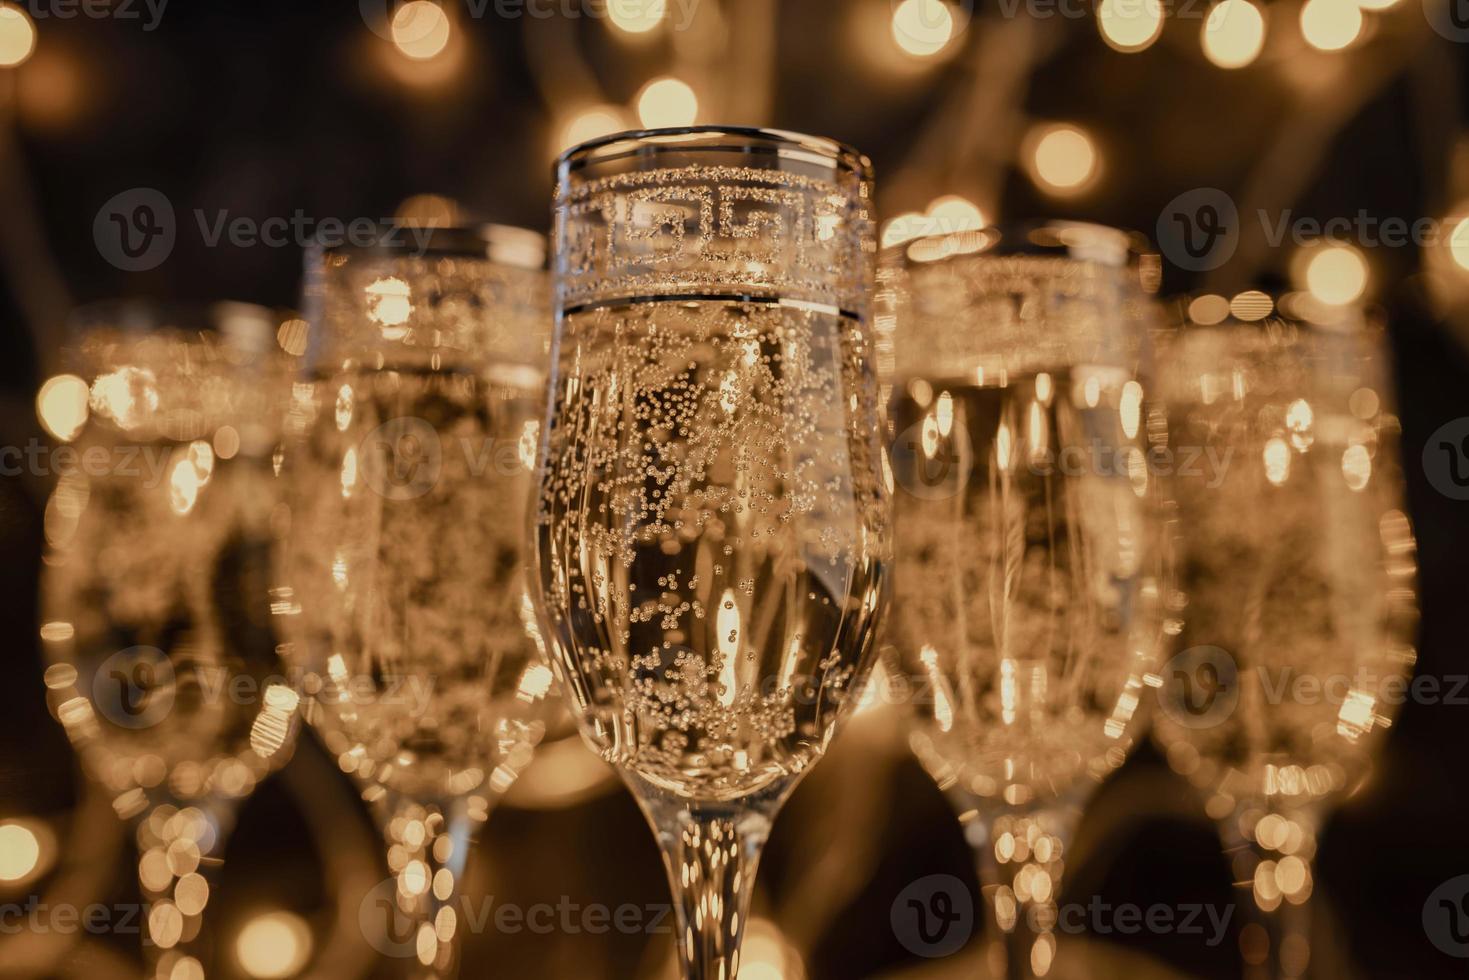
40;300;301;975
878;224;1170;980
275;225;553;978
1151;307;1418;978
536;126;888;980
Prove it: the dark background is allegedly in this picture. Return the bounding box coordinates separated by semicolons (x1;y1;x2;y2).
1;1;1467;977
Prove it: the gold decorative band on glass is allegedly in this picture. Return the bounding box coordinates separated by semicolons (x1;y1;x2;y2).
301;223;548;374
876;221;1161;383
553;126;875;316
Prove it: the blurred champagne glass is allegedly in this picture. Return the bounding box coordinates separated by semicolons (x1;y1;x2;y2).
1151;300;1418;979
274;225;554;978
878;224;1173;979
40;300;303;977
534;126;890;980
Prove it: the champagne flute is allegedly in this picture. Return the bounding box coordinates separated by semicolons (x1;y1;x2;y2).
878;224;1172;979
40;300;303;977
274;224;554;978
534;126;889;980
1151;301;1418;979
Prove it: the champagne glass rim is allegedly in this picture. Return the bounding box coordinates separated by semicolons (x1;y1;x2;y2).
65;298;297;357
884;220;1154;271
554;124;873;180
313;222;547;270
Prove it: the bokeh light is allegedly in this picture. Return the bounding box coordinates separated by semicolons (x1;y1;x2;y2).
0;3;36;69
1098;0;1165;53
1302;244;1369;305
557;104;628;156
235;910;313;979
891;0;955;57
1230;289;1274;320
1188;293;1231;325
1300;0;1362;52
1026;124;1099;196
36;374;90;442
925;194;986;232
391;1;452;61
1448;216;1469;271
1202;0;1266;69
0;822;40;882
636;77;698;129
607;0;666;35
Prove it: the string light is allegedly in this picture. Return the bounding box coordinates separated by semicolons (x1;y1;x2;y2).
636;77;698;128
891;0;955;57
607;0;667;35
1188;293;1231;325
1302;244;1369;305
1098;0;1165;53
0;2;35;68
235;911;312;979
1300;0;1361;52
926;195;986;231
1026;123;1099;196
881;196;987;249
0;823;41;881
556;104;627;155
36;374;90;442
1202;0;1266;69
1448;216;1469;271
391;1;452;61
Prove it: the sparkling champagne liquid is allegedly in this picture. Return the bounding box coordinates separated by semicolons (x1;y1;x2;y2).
284;365;547;802
44;432;288;786
888;369;1164;806
536;300;888;801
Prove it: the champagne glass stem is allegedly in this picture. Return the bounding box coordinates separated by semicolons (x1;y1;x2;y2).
959;804;1070;980
380;797;478;979
637;791;777;980
135;795;237;978
1228;812;1318;980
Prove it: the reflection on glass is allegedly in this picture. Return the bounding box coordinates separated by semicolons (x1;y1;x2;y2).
879;224;1171;979
534;127;889;980
276;225;553;978
1153;305;1417;979
40;301;302;976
